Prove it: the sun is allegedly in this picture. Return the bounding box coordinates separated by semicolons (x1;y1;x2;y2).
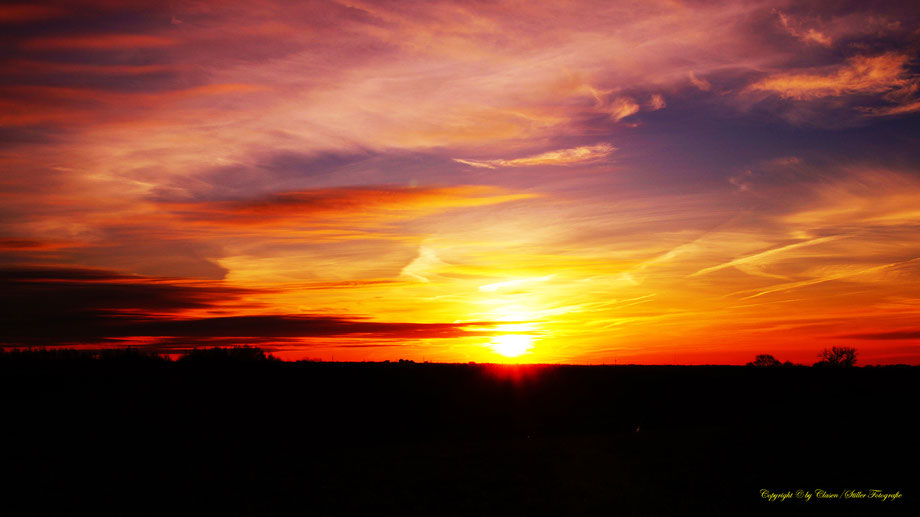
491;333;534;358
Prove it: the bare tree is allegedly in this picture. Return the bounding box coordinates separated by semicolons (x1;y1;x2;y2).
816;346;857;367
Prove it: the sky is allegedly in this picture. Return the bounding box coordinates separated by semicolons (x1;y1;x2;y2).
2;0;920;364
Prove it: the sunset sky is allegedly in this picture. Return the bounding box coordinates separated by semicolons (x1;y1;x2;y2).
2;0;920;364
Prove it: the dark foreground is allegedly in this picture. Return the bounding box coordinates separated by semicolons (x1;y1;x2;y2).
1;348;916;516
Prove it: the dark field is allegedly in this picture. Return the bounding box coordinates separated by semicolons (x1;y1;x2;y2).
1;348;916;516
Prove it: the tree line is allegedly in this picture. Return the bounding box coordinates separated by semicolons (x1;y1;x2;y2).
746;346;858;367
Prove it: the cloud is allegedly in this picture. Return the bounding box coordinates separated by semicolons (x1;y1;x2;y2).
9;59;181;76
0;83;266;128
0;266;255;309
691;236;843;277
400;246;445;283
0;4;64;23
0;266;493;346
0;238;70;251
648;94;666;111
22;34;177;51
743;52;920;123
780;169;920;229
607;97;640;121
163;185;537;227
748;53;912;100
838;329;920;340
118;315;490;340
861;99;920;117
775;10;832;47
732;256;920;300
453;143;615;169
688;72;711;91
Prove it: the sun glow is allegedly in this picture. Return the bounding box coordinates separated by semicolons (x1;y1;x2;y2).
490;324;536;358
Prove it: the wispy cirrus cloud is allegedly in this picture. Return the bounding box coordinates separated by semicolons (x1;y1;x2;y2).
454;143;615;169
691;236;843;278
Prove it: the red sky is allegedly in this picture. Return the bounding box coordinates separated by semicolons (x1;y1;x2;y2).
2;0;920;364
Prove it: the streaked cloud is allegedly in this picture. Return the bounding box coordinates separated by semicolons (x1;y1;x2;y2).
164;185;538;226
22;34;177;51
0;266;496;347
9;59;182;76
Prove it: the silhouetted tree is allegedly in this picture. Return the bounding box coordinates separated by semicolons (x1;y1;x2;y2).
178;346;276;363
746;354;781;367
814;346;857;367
